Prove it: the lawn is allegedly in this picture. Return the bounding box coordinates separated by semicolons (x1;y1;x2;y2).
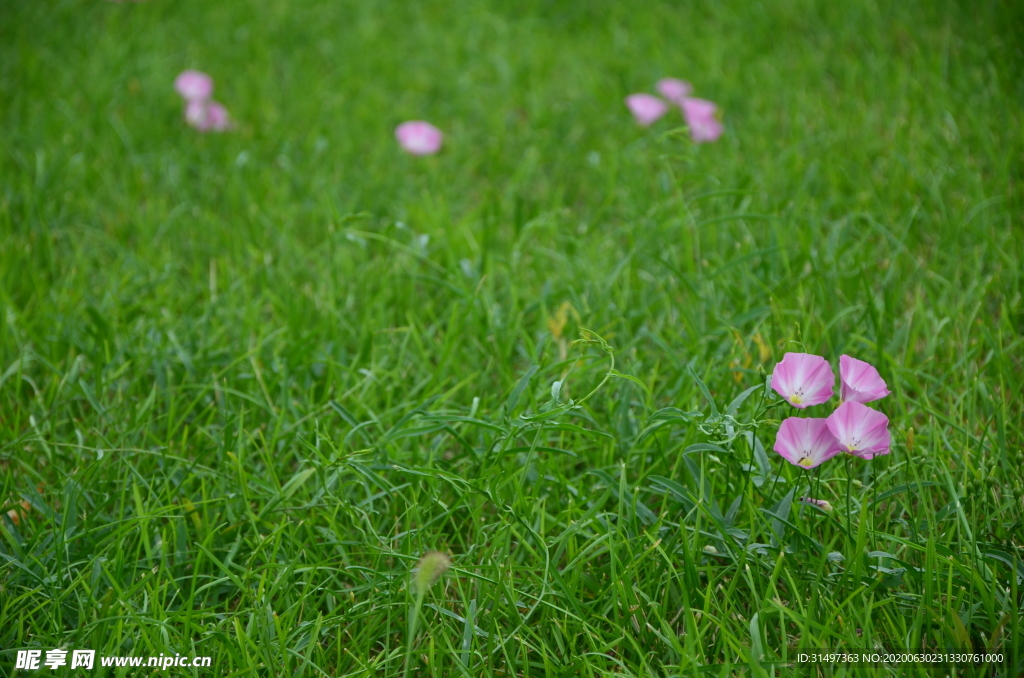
1;0;1023;675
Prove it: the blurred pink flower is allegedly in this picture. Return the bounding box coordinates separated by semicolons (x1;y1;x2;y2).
184;100;205;127
185;99;231;132
827;401;891;459
205;101;230;131
175;70;213;102
625;94;668;127
682;97;723;142
839;355;890;404
774;417;842;469
656;78;692;106
395;121;443;155
771;352;834;408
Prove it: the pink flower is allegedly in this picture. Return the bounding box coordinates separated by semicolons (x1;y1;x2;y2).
184;100;206;128
625;94;668;127
185;99;231;132
681;97;724;142
656;78;693;106
395;121;443;156
175;70;213;102
839;355;891;404
827;401;891;459
205;101;230;131
799;497;834;512
774;417;842;469
770;353;834;408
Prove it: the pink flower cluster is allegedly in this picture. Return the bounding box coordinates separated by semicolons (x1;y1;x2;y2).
625;77;724;142
171;67;442;153
166;70;722;152
771;353;892;469
174;70;230;133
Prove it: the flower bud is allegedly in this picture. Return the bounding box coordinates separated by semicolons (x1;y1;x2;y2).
799;497;834;512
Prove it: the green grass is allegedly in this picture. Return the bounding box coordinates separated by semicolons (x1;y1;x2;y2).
2;0;1023;675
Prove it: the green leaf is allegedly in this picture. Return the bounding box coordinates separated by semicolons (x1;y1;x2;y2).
541;422;613;439
765;487;795;548
420;415;505;432
500;446;578;458
506;365;539;414
280;466;317;501
684;443;728;455
870;481;945;506
749;612;763;663
687;365;720;418
750;433;771;477
726;385;761;417
649;476;696;512
649;407;702;421
980;549;1024;582
609;369;651;395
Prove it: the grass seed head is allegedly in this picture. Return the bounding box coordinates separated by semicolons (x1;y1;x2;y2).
414;551;451;594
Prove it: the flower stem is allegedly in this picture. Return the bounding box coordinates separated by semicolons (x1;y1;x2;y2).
404;589;426;678
844;454;853;544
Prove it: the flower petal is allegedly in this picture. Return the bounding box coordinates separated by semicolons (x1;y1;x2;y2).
826;401;891;459
840;355;891;404
774;417;842;468
681;97;724;142
206;101;231;131
184;99;208;129
682;97;716;120
184;99;230;132
396;121;444;155
175;70;213;102
655;78;692;106
770;353;834;408
625;94;668;127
